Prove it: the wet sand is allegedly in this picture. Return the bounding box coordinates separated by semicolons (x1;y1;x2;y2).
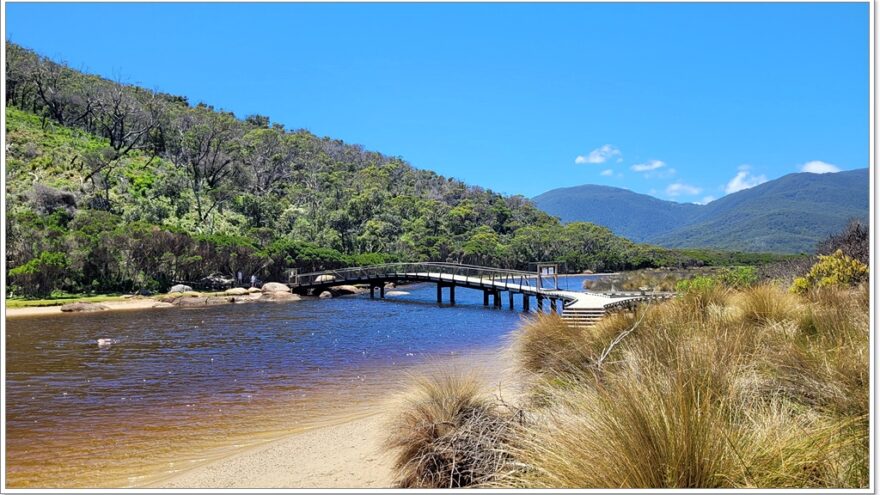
152;351;522;489
153;412;394;488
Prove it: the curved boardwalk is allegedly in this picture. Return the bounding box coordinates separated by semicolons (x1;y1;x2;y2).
290;263;668;326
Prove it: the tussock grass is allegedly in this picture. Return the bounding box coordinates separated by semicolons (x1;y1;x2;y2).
387;284;869;488
384;372;517;488
736;284;801;324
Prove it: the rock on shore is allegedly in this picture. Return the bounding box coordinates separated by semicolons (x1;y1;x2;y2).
60;302;109;312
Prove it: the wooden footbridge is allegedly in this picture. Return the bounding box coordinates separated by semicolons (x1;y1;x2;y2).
289;263;671;326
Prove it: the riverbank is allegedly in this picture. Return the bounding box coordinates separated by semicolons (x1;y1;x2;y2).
5;297;165;317
151;348;521;489
153;411;394;488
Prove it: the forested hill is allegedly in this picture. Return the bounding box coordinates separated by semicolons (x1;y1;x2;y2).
5;42;717;296
534;169;868;253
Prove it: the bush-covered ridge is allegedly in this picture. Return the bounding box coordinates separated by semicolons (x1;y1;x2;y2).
5;43;794;296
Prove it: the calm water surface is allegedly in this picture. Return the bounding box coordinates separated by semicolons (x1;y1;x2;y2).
6;276;595;488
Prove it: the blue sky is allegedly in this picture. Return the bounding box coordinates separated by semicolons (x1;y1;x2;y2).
5;2;869;202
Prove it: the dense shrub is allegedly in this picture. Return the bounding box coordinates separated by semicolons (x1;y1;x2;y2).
790;250;868;294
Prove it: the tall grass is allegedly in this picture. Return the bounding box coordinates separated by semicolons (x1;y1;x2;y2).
387;283;869;489
383;371;516;488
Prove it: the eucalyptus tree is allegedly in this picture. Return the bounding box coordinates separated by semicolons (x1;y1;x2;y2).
80;83;163;205
165;107;244;227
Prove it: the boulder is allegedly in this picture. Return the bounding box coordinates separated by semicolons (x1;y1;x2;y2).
327;285;363;296
385;282;396;289
260;292;302;302
261;282;291;294
232;295;259;304
152;302;175;308
247;287;262;294
224;287;249;296
318;291;333;299
315;274;336;283
60;302;109;313
168;284;192;293
173;297;208;307
205;296;234;305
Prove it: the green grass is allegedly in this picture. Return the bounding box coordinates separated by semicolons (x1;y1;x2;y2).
5;294;128;308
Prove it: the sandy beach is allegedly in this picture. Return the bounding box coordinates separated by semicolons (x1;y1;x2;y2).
4;297;168;318
150;352;521;489
152;412;394;489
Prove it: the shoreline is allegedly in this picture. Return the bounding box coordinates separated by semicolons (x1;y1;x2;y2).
150;411;395;489
148;349;521;489
4;297;167;318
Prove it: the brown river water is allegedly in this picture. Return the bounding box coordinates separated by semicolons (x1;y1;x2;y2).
5;278;595;488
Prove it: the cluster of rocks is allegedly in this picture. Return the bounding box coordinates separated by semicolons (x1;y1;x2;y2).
155;282;302;308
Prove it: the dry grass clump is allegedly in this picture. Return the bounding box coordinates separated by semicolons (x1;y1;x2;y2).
384;372;517;488
512;313;624;377
500;283;869;489
735;283;801;324
387;283;869;489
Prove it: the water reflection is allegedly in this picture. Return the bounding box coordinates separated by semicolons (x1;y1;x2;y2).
6;276;595;487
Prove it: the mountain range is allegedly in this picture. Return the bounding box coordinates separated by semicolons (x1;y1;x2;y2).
532;168;869;253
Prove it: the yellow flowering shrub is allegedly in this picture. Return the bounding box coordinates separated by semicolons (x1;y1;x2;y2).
790;249;868;293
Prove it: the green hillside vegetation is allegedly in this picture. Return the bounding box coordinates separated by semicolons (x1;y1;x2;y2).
533;170;868;253
4;43;737;297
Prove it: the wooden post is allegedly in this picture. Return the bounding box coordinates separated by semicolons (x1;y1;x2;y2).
437;283;442;304
508;291;514;309
370;285;375;299
537;295;544;312
483;290;489;306
380;285;385;299
449;285;455;305
523;294;530;312
550;298;557;313
493;290;502;307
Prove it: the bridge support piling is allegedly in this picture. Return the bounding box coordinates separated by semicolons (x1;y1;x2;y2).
537;295;544;312
550;298;558;314
370;285;375;299
523;294;530;312
483;290;489;306
508;291;514;309
493;290;502;308
449;285;455;305
437;283;443;304
380;285;385;299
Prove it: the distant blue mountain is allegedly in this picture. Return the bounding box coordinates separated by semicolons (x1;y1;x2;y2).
533;168;869;253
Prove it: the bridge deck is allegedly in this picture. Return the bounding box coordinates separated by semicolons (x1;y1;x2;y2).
291;263;653;311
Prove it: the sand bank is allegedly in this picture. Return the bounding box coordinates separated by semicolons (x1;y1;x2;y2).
5;298;163;318
152;412;394;489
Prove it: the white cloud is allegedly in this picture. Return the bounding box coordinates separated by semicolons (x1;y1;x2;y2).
666;182;702;197
800;160;841;174
631;160;666;172
725;167;768;194
600;169;614;176
575;144;621;165
696;196;716;205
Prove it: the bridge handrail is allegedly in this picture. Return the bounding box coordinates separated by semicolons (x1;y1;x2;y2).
292;262;543;292
294;262;536;278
